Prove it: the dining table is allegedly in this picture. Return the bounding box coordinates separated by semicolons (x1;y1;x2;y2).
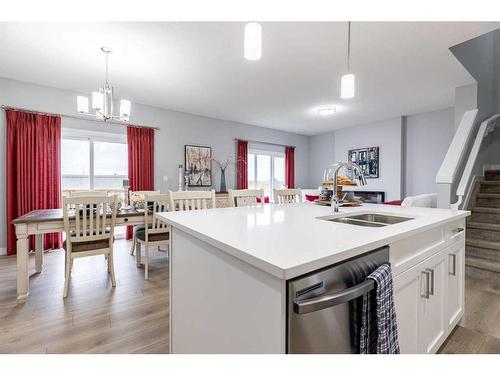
12;207;149;301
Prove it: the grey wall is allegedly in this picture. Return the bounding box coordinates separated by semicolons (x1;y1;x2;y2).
454;83;478;130
405;108;456;197
308;132;335;188
333;118;403;201
450;30;496;122
0;77;310;252
307;108;456;201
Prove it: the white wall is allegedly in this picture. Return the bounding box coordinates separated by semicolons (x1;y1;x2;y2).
405;108;456;197
0;77;311;252
333;118;403;201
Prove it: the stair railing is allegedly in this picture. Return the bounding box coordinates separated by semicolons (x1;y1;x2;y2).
451;113;500;210
436;109;478;208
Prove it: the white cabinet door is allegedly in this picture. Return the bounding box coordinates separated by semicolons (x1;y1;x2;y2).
446;240;465;330
393;265;421;353
417;250;447;354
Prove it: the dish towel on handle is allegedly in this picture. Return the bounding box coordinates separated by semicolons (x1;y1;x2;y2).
358;263;400;354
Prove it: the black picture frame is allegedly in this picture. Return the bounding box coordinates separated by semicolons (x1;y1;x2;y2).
185;145;212;187
347;146;379;178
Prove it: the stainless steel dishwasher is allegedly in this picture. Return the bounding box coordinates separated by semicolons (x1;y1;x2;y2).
287;246;389;353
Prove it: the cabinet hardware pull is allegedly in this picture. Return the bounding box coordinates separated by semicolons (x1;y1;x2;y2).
449;253;457;276
421;270;431;299
426;268;435;296
452;228;464;235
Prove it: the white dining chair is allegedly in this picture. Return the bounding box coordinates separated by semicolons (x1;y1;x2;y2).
228;189;265;207
273;188;303;204
70;190;108;197
129;190;160;256
168;190;216;211
62;195;118;298
135;193;170;280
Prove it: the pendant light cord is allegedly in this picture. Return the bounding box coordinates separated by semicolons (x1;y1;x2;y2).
347;21;351;71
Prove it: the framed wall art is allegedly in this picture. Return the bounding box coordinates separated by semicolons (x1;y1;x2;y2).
185;145;212;187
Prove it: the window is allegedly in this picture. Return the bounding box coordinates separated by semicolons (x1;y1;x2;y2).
61;133;128;190
61;138;91;189
247;148;286;198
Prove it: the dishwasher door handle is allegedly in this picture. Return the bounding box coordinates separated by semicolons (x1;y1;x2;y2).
293;279;375;315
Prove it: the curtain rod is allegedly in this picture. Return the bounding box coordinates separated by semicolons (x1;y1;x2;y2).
1;105;160;131
234;138;296;149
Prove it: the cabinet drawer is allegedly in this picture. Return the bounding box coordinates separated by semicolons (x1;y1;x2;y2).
390;227;445;276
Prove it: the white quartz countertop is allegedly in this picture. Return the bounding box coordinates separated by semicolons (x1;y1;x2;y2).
156;203;469;280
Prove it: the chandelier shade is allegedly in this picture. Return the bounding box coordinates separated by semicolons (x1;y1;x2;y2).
76;47;131;122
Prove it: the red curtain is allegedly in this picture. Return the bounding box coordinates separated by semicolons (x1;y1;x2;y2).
237;140;248;189
285;146;295;189
126;126;154;240
6;110;62;255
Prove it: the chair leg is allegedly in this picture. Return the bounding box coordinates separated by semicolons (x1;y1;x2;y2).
136;242;141;267
108;250;116;287
131;235;136;256
63;254;71;298
144;241;149;280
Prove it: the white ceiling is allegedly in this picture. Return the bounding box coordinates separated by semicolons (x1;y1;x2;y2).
0;22;499;135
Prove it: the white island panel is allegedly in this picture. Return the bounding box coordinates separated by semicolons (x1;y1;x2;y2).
170;227;286;354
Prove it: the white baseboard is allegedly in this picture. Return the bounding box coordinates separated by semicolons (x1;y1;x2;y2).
0;248;7;256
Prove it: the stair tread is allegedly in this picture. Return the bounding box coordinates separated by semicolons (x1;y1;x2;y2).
477;193;500;198
466;238;500;250
471;206;500;214
467;221;500;231
465;255;500;273
481;181;500;185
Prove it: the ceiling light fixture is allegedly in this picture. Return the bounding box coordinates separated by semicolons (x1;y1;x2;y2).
340;22;355;99
244;22;262;61
317;105;337;116
76;47;131;122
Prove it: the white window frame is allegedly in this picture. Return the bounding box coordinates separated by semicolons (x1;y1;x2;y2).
248;147;286;199
61;128;127;190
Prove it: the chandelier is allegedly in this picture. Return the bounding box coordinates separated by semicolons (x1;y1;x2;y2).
76;47;131;122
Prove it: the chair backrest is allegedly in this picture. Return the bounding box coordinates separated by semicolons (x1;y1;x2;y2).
228;189;265;207
145;193;170;238
70;190;108;198
168;190;216;211
62;195;118;249
273;188;303;204
401;193;438;208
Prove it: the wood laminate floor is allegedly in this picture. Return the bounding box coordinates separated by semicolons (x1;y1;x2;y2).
1;239;499;354
0;240;169;354
439;278;500;354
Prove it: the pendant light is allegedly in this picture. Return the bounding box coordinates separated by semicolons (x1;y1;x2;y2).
340;22;355;99
244;22;262;61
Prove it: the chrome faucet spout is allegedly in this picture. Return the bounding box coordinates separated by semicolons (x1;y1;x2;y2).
324;161;367;213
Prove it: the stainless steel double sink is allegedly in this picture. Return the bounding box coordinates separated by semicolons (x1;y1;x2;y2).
317;213;414;227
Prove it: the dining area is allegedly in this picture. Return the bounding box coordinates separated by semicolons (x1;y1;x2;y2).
11;187;305;302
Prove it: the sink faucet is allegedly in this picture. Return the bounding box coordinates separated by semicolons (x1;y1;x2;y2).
324;161;367;213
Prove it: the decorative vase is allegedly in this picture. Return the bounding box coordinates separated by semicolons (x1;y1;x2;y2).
219;168;227;193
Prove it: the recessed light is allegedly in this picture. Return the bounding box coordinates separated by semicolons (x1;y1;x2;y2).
317;106;336;116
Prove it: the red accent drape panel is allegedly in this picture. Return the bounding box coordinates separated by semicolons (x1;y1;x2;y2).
6;110;62;255
126;126;154;240
285;146;295;189
237;140;248;189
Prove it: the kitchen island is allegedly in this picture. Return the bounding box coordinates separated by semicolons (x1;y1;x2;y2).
156;203;469;354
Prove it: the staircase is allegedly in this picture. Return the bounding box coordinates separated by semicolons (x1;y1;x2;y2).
466;170;500;282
